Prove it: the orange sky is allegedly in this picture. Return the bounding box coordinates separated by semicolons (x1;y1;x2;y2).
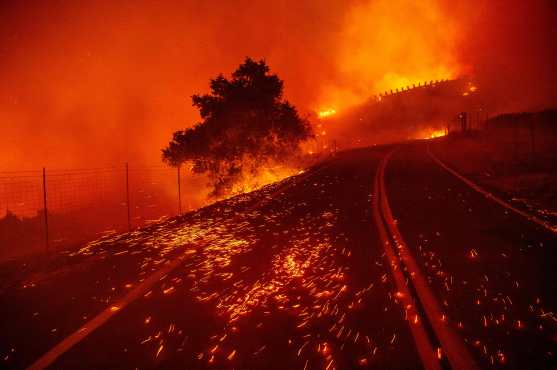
1;0;556;169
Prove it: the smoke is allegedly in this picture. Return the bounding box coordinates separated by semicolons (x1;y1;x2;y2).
458;0;557;112
0;0;556;170
0;0;350;169
318;0;463;110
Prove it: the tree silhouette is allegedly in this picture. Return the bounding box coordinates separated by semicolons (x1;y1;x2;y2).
163;58;312;196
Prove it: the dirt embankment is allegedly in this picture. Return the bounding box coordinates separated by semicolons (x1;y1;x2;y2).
430;110;557;224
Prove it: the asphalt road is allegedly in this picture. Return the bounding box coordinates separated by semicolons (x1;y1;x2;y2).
386;143;557;370
0;142;555;370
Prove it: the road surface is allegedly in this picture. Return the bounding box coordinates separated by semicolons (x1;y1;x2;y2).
1;142;555;369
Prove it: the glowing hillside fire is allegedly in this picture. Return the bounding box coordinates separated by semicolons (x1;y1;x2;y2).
426;129;446;139
228;165;301;196
429;130;446;139
317;0;463;112
318;108;337;119
420;129;446;140
463;81;479;96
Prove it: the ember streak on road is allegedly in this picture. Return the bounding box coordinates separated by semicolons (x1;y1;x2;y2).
1;143;556;370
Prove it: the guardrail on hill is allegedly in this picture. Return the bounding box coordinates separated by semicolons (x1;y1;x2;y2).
373;78;460;101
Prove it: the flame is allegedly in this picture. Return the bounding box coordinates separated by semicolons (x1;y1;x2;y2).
419;128;446;140
463;82;478;96
318;0;463;111
318;109;337;119
228;165;299;195
428;129;446;139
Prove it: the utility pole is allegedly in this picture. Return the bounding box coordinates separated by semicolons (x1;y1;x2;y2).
177;165;182;215
459;112;467;133
513;120;519;161
42;167;49;252
530;116;536;160
125;162;131;231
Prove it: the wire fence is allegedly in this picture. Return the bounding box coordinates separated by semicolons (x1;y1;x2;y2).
0;164;188;257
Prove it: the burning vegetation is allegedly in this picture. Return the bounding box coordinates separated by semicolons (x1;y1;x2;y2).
321;77;484;149
162;58;312;197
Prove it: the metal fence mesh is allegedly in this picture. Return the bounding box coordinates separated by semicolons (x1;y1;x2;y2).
0;164;186;258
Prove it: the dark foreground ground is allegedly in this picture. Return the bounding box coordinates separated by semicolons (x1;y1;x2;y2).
0;142;555;369
430;130;557;227
387;143;557;369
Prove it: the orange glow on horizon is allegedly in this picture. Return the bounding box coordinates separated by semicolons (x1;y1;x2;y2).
2;0;556;204
317;0;463;112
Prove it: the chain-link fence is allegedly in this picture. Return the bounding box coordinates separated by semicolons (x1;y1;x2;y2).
0;164;192;259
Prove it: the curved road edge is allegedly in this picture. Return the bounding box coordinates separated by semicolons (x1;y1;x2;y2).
373;148;479;370
372;150;442;370
426;143;557;235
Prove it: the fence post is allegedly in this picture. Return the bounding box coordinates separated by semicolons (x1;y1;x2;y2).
530;117;536;160
177;165;182;215
125;162;131;231
42;167;49;252
513;119;519;161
